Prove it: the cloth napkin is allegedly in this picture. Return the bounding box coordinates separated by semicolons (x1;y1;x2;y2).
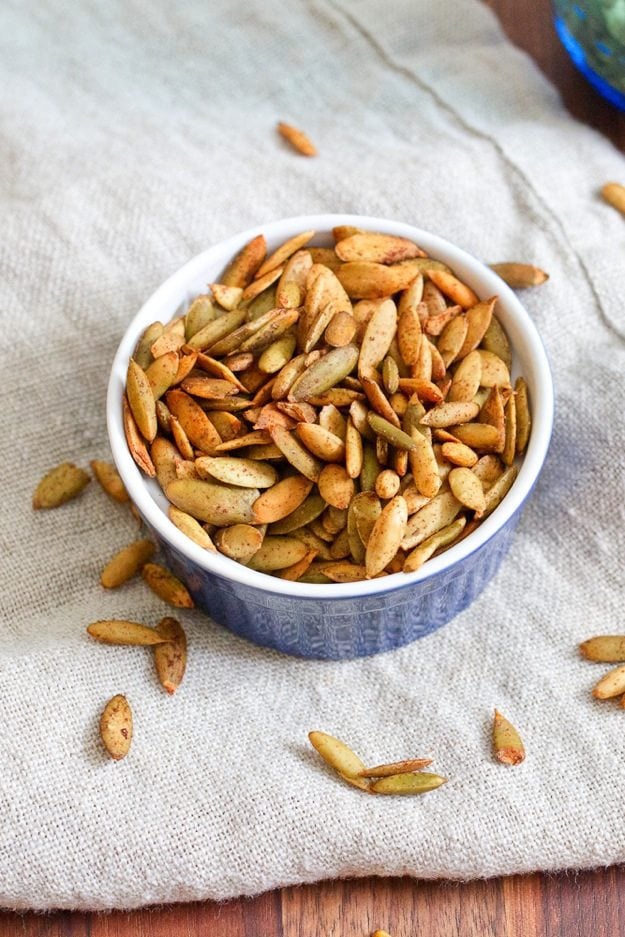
2;0;625;912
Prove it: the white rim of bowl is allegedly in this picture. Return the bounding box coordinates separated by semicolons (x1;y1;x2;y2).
107;214;554;600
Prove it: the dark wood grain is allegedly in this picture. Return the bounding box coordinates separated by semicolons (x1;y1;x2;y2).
484;0;625;148
3;1;624;934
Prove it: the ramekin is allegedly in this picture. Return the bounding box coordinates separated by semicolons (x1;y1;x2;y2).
107;215;554;660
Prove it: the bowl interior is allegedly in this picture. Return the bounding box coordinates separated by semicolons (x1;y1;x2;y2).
107;214;554;600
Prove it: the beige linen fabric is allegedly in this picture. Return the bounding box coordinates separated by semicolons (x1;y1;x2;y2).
1;0;625;911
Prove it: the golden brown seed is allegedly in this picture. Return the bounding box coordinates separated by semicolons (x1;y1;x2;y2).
371;931;394;937
580;636;625;662
185;306;248;352
257;230;316;279
515;377;531;454
343;418;363;480
478;395;505;458
358;299;397;376
150;327;185;359
481;315;512;372
153;616;187;694
134;321;164;369
361;377;401;426
184;296;217;340
145;350;179;400
449;467;486;516
289;344;359;401
166;478;258;526
100;695;133;761
252;475;313;524
400;481;430;515
478;350;510;388
397;304;422;366
325;310;357;347
268;493;326;535
375;469;400;500
601;181;625;216
277;249;313;308
321;561;367;582
269;425;322;481
295;423;345;462
382;356;399;395
168;506;216;550
33;462;90;510
87;620;167;646
427;268;478;309
408;429;441;499
279;548;319;581
490;262;549;289
592;664;625;699
423;306;459;336
448;350;482;403
365;495;408;578
308;731;366;778
100;539;155;588
220;234;267;288
214;524;264;562
277;122;317;157
441;442;478;467
318;464;355;510
337;262;420;300
166;389;222;454
168;415;194;461
335;232;425;264
248;536;308;571
141;563;194;608
307;247;341;270
195;456;278;489
457;297;496;358
258;333;297;374
420;401;480;428
370;772;448;795
398;377;444;405
437;314;469;368
451;423;503;452
502;392;517;467
180;376;239;399
90;460;129;503
481;465;518;518
472;454;504;488
402;491;462;550
126;358;157;442
493;710;525;765
359;758;432;778
123;396;156;476
210;282;243;311
403;516;466;572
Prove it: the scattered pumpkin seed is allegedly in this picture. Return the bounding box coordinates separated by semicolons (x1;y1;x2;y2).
100;539;155;588
493;710;525;765
100;694;133;761
87;619;167;646
154;617;188;694
33;462;90;510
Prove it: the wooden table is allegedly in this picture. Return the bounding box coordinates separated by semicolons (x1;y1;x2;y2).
5;2;624;934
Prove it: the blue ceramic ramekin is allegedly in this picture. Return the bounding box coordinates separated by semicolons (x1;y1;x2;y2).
107;215;554;660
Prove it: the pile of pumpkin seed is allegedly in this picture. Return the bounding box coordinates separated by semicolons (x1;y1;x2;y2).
123;226;536;583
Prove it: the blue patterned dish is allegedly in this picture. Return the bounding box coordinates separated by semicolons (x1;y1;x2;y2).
107;216;554;660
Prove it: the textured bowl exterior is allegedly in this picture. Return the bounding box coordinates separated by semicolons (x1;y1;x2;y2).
108;214;553;662
146;509;521;660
